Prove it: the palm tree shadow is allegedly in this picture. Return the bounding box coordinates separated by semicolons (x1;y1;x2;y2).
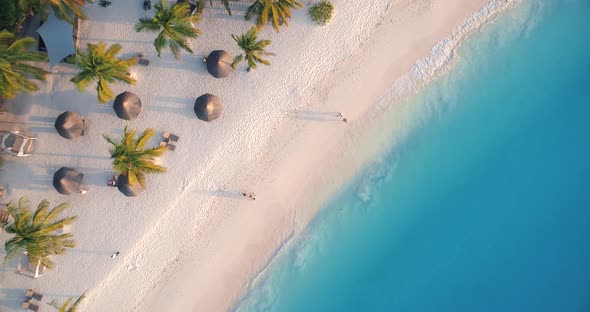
0;160;52;193
81;169;114;187
148;95;195;116
80;0;146;23
0;288;25;311
44;166;113;188
0;251;19;274
16;88;110;117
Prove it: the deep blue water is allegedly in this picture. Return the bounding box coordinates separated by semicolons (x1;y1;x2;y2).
235;1;590;311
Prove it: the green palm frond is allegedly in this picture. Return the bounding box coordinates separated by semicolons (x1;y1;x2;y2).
134;2;202;60
50;293;86;312
0;30;48;99
19;0;86;25
70;42;137;103
1;197;76;270
232;27;274;71
245;0;302;31
104;127;168;186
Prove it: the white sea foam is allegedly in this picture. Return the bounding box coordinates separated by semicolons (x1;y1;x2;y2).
233;3;525;311
376;0;521;113
346;0;526;206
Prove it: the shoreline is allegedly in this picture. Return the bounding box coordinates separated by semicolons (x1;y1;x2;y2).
138;1;518;311
0;1;519;311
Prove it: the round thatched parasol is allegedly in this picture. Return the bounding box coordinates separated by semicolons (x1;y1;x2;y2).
194;94;223;122
206;50;234;78
54;111;85;139
117;175;144;197
113;91;142;120
53;167;83;195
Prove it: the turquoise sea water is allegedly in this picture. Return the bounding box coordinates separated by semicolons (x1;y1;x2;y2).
235;1;590;311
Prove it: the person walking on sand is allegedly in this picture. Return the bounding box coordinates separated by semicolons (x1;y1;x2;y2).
342;117;348;123
249;193;257;200
336;112;343;118
111;251;120;258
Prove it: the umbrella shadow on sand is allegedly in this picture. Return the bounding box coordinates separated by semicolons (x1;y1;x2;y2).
44;165;113;189
0;288;25;311
148;54;210;77
6;88;111;119
148;95;194;116
73;168;115;187
0;160;51;193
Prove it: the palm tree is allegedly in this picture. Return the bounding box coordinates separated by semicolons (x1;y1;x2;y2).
0;31;48;100
134;1;201;60
50;293;86;312
19;0;86;25
70;43;137;103
0;0;24;33
104;127;168;187
232;27;275;71
1;198;76;270
245;0;303;31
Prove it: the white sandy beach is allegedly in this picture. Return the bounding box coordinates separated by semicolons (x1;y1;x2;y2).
0;0;517;311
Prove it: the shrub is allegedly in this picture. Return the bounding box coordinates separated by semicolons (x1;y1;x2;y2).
309;0;333;26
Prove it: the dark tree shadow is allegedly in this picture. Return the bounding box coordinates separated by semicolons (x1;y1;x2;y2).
0;159;51;192
0;288;26;311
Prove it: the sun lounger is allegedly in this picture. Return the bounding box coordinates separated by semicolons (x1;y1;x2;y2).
1;131;36;157
25;289;43;301
137;53;150;66
107;175;118;187
163;131;179;142
22;301;40;311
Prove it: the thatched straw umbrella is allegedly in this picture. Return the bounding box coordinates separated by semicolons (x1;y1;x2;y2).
54;111;85;139
206;50;234;78
113;91;142;120
117;175;144;197
53;167;83;195
194;94;223;122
